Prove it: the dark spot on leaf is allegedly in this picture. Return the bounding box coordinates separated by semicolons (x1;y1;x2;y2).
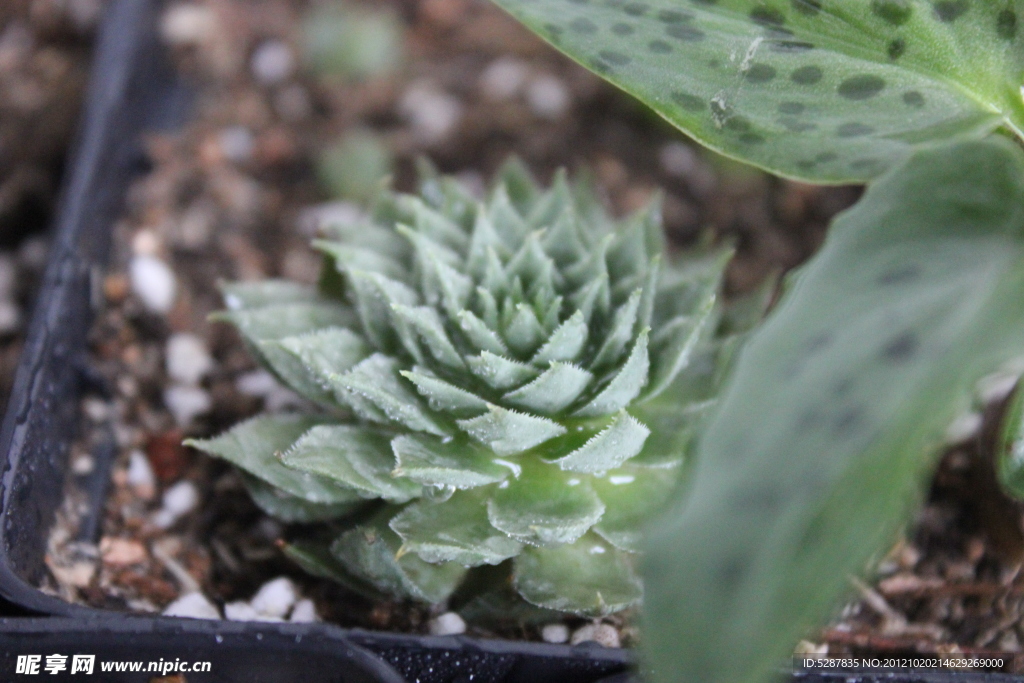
816;151;838;162
791;65;823;84
833;405;865;437
800;514;828;551
797;160;817;170
545;23;564;36
570;17;598;33
750;5;786;26
888;37;906;59
734;487;784;513
779;117;817;132
934;0;968;21
667;24;705;40
745;63;777;82
623;2;649;15
878;264;921;285
612;22;635;35
725;116;752;133
658;9;693;22
871;0;912;25
882;331;918;363
691;0;717;4
998;9;1017;39
766;26;795;38
719;555;750;592
739;133;766;145
779;101;806;114
590;58;612;74
798;408;823;429
708;58;722;68
649;39;673;53
770;40;815;51
792;0;822;15
837;122;874;137
834;377;854;397
672;91;705;112
599;50;631;65
903;90;925;107
838;74;885;99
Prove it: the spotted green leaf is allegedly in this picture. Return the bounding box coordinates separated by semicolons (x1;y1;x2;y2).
490;0;1024;182
643;138;1024;683
240;472;362;523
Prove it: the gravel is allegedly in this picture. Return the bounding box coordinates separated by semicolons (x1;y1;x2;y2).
162;591;220;620
129;254;177;313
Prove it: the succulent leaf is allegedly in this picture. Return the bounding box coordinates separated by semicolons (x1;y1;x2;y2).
195;161;733;615
488;0;1024;183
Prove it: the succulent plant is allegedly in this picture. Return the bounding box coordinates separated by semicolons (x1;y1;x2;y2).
188;160;730;616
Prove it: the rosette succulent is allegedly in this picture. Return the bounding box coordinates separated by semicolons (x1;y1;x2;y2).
188;160;731;616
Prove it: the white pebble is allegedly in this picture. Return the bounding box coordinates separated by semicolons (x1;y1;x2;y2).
130;255;177;313
296;201;364;238
250;577;297;619
541;623;570;643
659;142;699;177
526;75;570;120
399;82;463;145
570;623;621;648
166;333;214;386
251;39;295;86
977;371;1019;405
161;4;216;46
152;480;199;529
163;592;220;620
218;126;254;163
126;449;156;499
0;299;20;335
163;385;211;427
479;57;528;101
224;600;260;621
290;598;319;623
945;411;983;445
428;612;466;636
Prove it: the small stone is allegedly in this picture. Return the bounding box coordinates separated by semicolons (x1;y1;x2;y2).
131;229;162;256
541;623;570;643
130;254;177;314
251;39;295;86
152;480;199;529
0;300;20;335
146;431;189;483
977;371;1019;404
224;600;260;621
163;385;211;426
126;449;157;500
48;561;96;589
71;453;95;475
161;4;216;46
250;577;298;618
290;598;319;623
218;126;254;164
526;75;570;120
165;333;214;386
479;57;528;100
944;411;983;445
659;142;698;177
399;82;463;145
428;612;467;636
163;592;220;620
274;84;312;122
17;236;48;271
570;623;621;648
103;273;130;303
100;537;147;566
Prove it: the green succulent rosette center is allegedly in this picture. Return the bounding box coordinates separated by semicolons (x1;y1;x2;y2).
188;159;729;617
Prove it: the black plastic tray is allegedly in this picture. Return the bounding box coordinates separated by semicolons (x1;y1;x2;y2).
0;1;631;681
